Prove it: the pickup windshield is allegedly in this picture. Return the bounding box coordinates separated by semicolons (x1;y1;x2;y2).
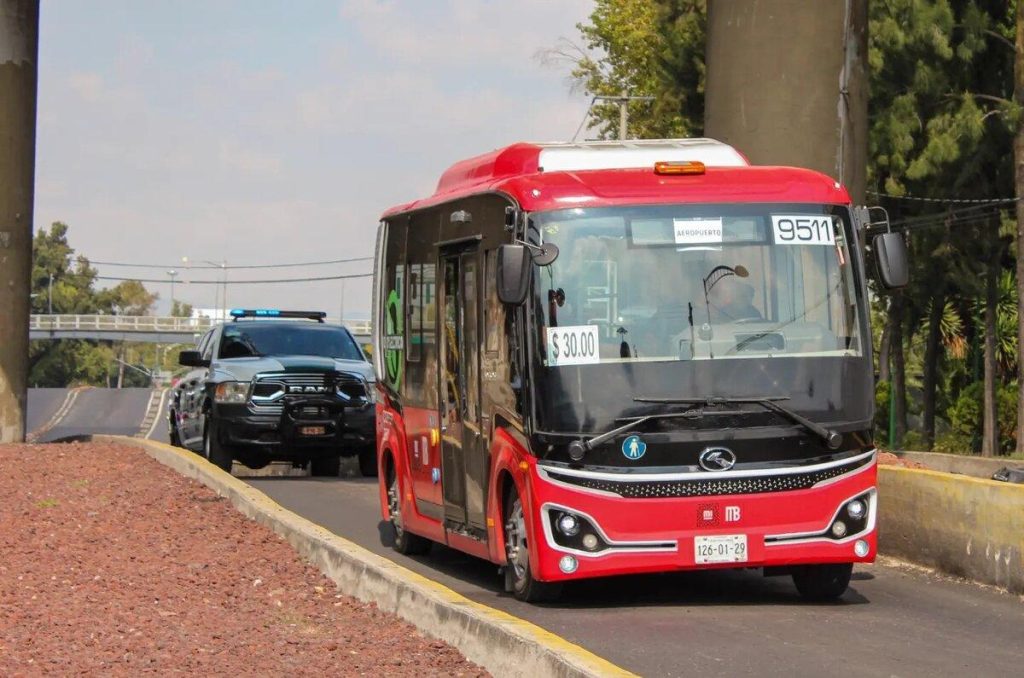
218;324;363;361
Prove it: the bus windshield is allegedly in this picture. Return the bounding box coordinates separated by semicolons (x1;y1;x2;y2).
532;203;863;365
528;203;870;434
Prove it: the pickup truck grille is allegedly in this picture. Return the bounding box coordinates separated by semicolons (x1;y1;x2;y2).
248;372;367;416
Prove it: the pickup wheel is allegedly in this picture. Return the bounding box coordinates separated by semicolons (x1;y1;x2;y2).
168;413;182;447
504;490;562;603
792;563;853;601
357;447;378;477
387;471;431;555
310;455;341;477
203;418;234;473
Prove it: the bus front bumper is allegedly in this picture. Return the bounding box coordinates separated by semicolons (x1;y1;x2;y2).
529;453;878;583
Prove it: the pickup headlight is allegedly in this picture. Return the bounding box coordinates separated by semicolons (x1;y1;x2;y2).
214;381;249;404
365;382;378;403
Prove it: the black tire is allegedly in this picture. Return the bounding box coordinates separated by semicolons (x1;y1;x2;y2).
792;563;853;601
203;418;234;473
358;447;378;477
504;489;562;603
387;470;431;555
168;414;182;447
310;455;341;477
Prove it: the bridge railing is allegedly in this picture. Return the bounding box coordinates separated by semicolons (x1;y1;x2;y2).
30;315;215;333
29;314;373;336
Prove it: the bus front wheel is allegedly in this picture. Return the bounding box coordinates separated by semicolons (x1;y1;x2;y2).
387;469;431;555
791;563;853;601
504;491;562;603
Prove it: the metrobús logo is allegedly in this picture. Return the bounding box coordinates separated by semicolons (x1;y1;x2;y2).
384;288;403;388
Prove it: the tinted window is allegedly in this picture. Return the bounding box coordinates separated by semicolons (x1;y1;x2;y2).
218;324;364;361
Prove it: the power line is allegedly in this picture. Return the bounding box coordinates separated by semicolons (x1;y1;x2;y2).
868;190;1022;205
95;272;372;285
90;255;373;270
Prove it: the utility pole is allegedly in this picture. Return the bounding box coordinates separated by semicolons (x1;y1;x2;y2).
0;0;39;444
1015;0;1024;454
705;0;868;203
589;93;654;142
167;269;178;314
618;90;628;141
47;272;52;314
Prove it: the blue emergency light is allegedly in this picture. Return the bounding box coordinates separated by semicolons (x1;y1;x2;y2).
230;309;326;322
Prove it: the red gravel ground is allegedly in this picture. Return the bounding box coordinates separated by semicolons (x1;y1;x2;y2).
0;442;487;677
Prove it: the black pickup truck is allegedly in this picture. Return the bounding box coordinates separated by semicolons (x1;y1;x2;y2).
168;309;377;476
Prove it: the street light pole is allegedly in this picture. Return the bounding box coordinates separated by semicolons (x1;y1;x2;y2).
220;260;227;320
47;272;52;314
167;269;178;315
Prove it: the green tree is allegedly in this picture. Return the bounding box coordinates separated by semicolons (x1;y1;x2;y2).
170;300;193;318
28;223;110;386
548;0;706;139
98;280;157;316
560;0;1021;455
28;222;159;388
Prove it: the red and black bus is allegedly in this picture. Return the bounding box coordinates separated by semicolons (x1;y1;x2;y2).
372;139;908;602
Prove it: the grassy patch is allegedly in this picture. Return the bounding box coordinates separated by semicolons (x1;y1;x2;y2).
36;498;59;509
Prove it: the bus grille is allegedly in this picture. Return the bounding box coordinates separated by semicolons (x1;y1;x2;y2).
543;455;872;499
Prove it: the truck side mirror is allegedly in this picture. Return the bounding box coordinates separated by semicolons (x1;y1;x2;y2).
873;232;909;289
497;244;531;305
178;350;210;368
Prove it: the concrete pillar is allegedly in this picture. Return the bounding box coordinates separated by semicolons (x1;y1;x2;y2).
704;0;868;203
0;0;39;443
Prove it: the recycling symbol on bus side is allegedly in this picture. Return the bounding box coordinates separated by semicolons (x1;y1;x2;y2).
622;435;647;460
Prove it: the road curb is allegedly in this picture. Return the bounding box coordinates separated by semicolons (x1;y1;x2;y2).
100;435;635;678
878;465;1024;594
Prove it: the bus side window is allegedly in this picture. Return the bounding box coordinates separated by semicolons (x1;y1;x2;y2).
485;250;500;354
407;263;422;362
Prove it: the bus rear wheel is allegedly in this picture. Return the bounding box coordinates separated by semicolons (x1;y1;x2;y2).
504;491;562;603
792;563;853;601
387;470;431;555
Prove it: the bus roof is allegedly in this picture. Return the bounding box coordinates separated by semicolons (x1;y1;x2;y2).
381;139;851;218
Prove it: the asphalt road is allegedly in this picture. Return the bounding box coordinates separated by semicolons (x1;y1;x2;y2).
26;388;70;433
246;474;1024;678
27;387;160;443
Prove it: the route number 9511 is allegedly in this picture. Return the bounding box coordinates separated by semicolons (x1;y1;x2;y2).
771;215;835;246
546;325;600;367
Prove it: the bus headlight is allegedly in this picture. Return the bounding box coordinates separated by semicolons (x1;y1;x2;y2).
831;521;848;538
214;381;249;404
846;499;866;520
557;513;580;536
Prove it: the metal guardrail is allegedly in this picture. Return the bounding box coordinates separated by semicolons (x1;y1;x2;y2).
29;314;373;336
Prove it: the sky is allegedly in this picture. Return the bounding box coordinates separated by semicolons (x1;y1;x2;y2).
34;0;594;319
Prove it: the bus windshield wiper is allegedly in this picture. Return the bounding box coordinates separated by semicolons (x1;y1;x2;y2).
566;404;704;462
633;395;843;449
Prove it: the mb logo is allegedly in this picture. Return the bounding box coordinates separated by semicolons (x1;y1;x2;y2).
725;506;741;522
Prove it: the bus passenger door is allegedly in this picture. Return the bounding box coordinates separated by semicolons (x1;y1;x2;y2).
438;246;485;536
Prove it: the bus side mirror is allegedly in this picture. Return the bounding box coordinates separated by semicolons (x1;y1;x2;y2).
873;232;909;289
497;244;531;305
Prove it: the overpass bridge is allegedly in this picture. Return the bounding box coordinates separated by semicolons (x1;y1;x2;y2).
28;315;372;344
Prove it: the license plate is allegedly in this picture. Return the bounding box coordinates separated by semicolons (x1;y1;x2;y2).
694;534;748;564
299;425;326;436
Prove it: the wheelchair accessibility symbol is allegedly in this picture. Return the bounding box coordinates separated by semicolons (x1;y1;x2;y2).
622;435;647;460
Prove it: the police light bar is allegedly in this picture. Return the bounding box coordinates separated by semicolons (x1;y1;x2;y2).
229;309;327;322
